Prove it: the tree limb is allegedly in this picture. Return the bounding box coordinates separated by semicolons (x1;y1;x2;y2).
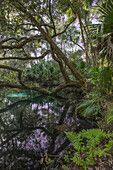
0;35;43;50
51;82;81;94
15;23;54;32
0;50;51;60
0;80;50;94
51;46;70;83
51;18;76;38
0;65;24;86
15;23;36;31
49;0;56;35
71;40;85;52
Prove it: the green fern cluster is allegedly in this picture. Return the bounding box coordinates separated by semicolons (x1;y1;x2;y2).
106;103;113;124
66;129;113;169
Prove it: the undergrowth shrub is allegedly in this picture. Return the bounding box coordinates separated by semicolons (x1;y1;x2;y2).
65;129;113;169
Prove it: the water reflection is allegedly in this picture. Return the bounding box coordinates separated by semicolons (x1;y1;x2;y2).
0;94;97;169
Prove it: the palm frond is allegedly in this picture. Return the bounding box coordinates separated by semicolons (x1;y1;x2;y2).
77;99;100;117
98;0;113;34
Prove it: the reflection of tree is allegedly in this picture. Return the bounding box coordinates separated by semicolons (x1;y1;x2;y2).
0;95;97;168
0;96;70;168
47;102;71;154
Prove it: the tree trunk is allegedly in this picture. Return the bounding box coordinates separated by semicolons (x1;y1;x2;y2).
28;11;85;86
14;1;85;87
77;12;89;64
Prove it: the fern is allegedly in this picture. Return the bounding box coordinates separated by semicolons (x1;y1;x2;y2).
65;129;113;169
65;132;78;143
105;104;113;124
105;140;113;151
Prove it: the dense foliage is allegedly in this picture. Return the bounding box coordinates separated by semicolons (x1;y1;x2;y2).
0;0;113;169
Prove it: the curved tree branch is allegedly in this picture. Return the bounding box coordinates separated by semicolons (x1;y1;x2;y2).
0;80;49;94
0;50;51;60
51;18;76;38
0;35;43;50
0;65;24;86
51;81;81;94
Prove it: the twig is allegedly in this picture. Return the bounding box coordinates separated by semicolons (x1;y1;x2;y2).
49;0;56;35
51;18;76;38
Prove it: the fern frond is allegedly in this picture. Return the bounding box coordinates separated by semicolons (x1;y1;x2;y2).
66;128;113;169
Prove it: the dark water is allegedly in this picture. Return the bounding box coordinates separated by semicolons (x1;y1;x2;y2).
0;93;97;169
